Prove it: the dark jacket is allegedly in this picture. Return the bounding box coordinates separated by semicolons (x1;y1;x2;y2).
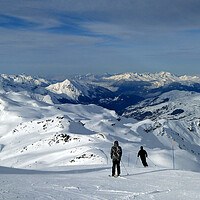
137;149;148;159
111;142;122;161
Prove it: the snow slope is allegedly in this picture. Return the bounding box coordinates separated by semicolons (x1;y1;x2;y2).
1;166;200;200
0;74;200;199
0;90;200;171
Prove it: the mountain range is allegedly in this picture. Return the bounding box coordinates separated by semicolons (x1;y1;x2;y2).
0;72;200;172
1;71;200;117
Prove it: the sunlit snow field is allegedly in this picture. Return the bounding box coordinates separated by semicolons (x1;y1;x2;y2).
1;165;200;200
0;90;200;199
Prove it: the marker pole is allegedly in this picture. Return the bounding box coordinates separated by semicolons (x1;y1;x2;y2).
172;139;175;169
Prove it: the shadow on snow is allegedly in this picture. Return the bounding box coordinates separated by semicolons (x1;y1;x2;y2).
0;166;110;175
123;168;173;177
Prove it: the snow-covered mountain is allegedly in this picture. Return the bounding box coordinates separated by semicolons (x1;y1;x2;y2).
74;71;200;91
46;79;89;101
0;88;200;172
46;78;113;103
123;90;200;120
72;72;200;114
0;74;49;93
1;72;200;116
1;72;200;199
101;72;200;88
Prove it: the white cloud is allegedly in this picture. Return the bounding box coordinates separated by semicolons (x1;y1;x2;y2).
0;0;200;76
1;0;200;32
0;27;102;52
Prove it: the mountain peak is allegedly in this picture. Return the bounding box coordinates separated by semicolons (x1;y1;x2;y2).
46;79;84;100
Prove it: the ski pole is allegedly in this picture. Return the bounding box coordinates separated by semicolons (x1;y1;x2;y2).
121;160;129;175
128;152;130;167
147;157;157;166
135;157;139;166
136;158;137;166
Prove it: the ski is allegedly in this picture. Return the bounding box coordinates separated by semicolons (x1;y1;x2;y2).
108;175;127;179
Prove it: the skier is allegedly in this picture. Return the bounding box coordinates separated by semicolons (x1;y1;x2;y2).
110;141;122;176
137;146;148;167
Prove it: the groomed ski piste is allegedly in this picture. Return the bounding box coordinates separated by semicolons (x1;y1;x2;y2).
0;91;200;199
1;165;200;200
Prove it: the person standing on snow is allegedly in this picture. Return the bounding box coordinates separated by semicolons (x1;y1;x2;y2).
137;146;148;167
110;141;122;176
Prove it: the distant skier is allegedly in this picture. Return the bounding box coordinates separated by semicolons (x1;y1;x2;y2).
137;146;148;167
110;141;122;176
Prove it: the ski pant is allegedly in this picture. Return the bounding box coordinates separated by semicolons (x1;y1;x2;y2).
112;160;120;176
141;157;148;167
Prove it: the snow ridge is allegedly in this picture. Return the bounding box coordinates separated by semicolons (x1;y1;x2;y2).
102;72;200;88
46;79;87;101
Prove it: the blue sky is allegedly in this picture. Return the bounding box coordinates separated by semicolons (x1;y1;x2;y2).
0;0;200;78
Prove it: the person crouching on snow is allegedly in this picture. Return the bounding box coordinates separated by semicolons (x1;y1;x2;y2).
110;141;122;176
